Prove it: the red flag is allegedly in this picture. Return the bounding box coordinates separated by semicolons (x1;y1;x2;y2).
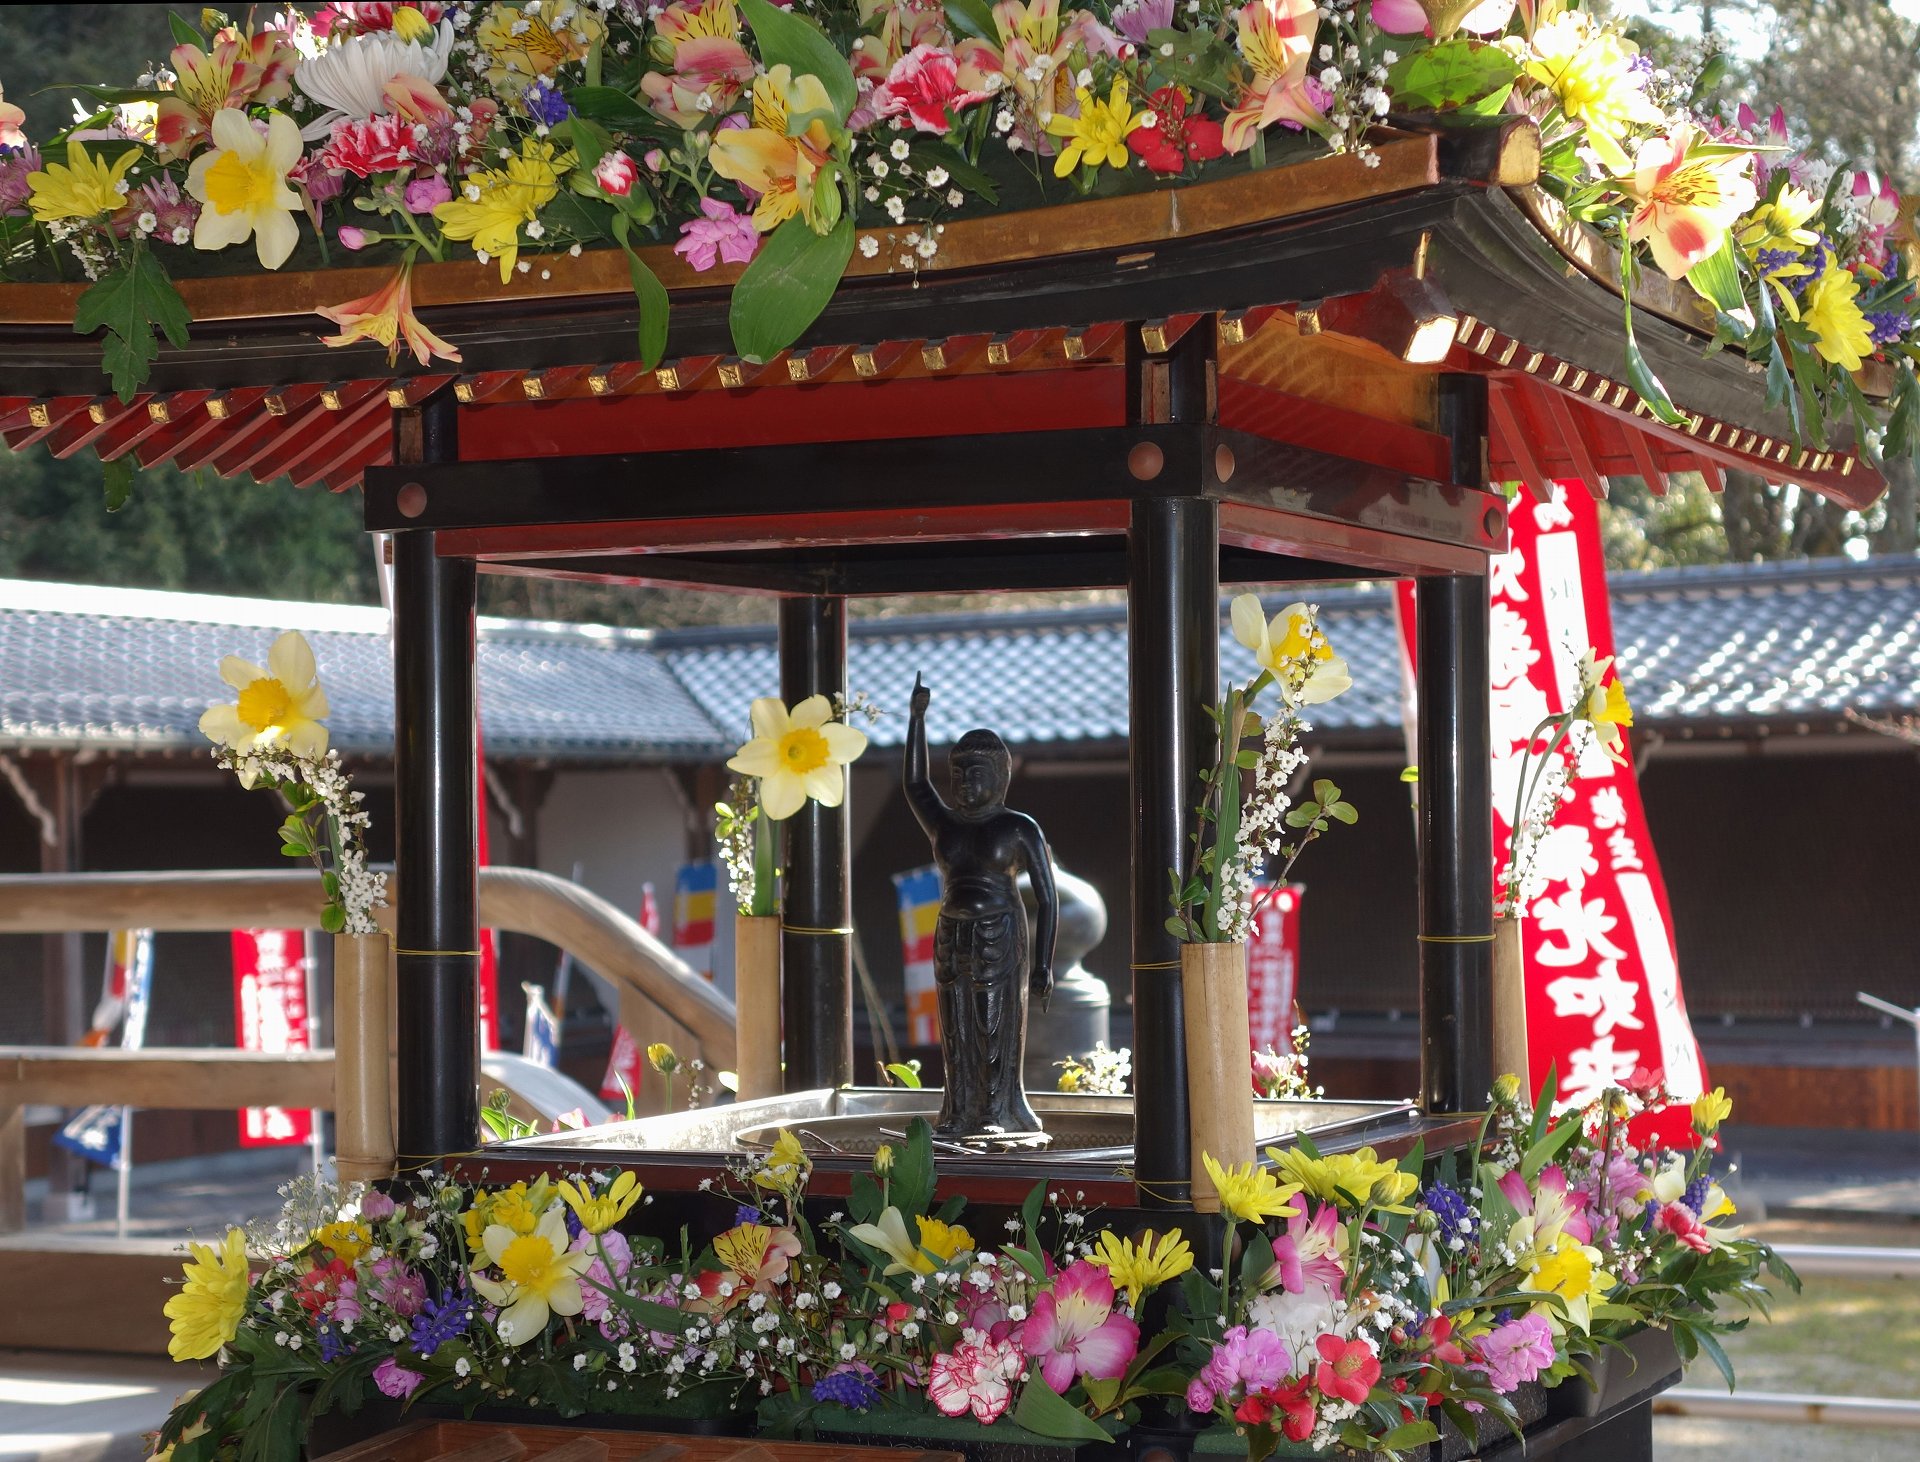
1247;883;1304;1054
1397;483;1707;1131
233;929;314;1147
476;726;500;1053
599;884;659;1102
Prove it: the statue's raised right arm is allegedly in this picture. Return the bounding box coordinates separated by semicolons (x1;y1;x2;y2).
904;673;947;836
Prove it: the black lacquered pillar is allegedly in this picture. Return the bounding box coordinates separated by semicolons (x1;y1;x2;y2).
778;595;854;1090
1127;496;1219;1207
392;389;481;1166
1415;572;1494;1114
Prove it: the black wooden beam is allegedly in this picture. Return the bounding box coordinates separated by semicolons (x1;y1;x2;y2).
392;389;481;1168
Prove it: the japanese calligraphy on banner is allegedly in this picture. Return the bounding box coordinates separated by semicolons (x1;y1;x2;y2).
1247;883;1305;1054
1397;482;1708;1118
894;866;943;1046
233;929;313;1148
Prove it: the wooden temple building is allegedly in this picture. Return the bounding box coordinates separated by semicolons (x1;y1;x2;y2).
0;116;1892;1458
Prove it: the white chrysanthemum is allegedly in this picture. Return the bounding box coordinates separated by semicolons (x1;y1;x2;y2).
295;21;456;133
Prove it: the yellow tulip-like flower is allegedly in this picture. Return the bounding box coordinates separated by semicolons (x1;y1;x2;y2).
557;1171;644;1234
434;139;572;282
1691;1086;1732;1135
847;1205;974;1274
391;4;435;42
1230;594;1351;705
1045;78;1148;179
1798;265;1876;373
647;1041;680;1074
873;1143;895;1174
708;65;840;233
1201;1152;1300;1224
1737;186;1820;258
27;143;139;223
470;1206;592;1345
1093;1228;1194;1308
184;108;304;269
198;629;331;759
313;1219;372;1263
726;694;869;821
755;1128;813;1195
163;1227;251;1361
1520;12;1661;171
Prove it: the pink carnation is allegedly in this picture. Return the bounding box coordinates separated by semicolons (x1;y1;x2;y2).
594;151;640;198
869;45;987;134
927;1337;1025;1424
319;113;416;177
1475;1312;1557;1394
373;1356;425;1399
403;173;452;214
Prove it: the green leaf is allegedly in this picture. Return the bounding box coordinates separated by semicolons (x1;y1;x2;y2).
1012;1375;1116;1442
1380;1420;1440;1451
1689;1323;1738;1391
891;1116;937;1218
908;140;999;205
1685;238;1748;320
564;85;656;131
74;247;192;402
884;1061;922;1089
101;456;134;511
1163;915;1190;939
1020;1179;1046;1239
1520;1111;1583;1180
943;0;998;41
621;241;671;370
320;904;347;934
739;0;856;123
1385;39;1520;111
1081;1374;1121;1413
1326;800;1358;824
168;11;204;48
729;214;854;364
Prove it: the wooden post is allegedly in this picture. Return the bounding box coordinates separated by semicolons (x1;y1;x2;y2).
777;596;852;1091
391;389;482;1167
734;913;783;1100
1183;941;1254;1213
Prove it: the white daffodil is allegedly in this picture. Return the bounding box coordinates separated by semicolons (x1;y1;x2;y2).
294;20;455;133
469;1207;591;1346
726;695;868;821
1229;593;1352;705
199;629;331;758
185;109;304;269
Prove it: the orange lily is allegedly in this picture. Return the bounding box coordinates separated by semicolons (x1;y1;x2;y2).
317;260;462;367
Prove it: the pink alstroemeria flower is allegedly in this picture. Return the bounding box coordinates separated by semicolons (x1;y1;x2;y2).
1620;126;1758;281
1019;1258;1140;1392
1499;1163;1594;1248
1261;1202;1344;1295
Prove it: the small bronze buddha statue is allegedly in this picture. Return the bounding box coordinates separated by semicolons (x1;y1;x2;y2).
904;675;1058;1138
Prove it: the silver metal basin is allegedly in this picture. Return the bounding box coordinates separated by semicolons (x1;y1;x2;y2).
500;1088;1417;1166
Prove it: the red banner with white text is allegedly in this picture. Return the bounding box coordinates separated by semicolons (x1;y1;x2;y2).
1397;483;1708;1121
1248;883;1305;1054
232;928;314;1148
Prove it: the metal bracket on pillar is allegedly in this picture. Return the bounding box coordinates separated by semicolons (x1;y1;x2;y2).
779;596;854;1091
390;386;483;1169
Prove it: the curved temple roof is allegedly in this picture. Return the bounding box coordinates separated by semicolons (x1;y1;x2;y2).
0;122;1888;523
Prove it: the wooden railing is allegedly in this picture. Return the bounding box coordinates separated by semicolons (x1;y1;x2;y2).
0;865;737;1069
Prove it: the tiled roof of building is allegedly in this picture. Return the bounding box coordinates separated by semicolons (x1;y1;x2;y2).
2;555;1916;761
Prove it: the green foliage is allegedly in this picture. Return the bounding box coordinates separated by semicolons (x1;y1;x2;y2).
73;245;192;402
728;213;855;363
740;0;858;123
1385;40;1519;111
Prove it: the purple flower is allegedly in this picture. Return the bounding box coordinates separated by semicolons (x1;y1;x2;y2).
573;1228;633;1323
1198;1325;1290;1401
673;198;760;273
404;174;453;214
408;1284;473;1357
332;1279;362;1327
374;1356;426;1399
523;78;574;127
1110;0;1174;46
733;1204;764;1227
317;1320;352;1363
370;1258;427;1318
812;1362;882;1410
1476;1313;1556;1394
1422;1181;1477;1246
1865;310;1906;347
338;225;375;251
359;1191;398;1222
1;143;44;216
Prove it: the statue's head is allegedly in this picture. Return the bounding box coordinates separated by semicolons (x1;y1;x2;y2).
950;729;1011;813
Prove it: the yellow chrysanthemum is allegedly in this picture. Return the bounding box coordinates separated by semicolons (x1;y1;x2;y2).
434;139;573;282
1799;266;1876;373
313;1219;372;1263
27;142;139;222
647;1042;680;1073
557;1171;643;1234
1201;1152;1300;1224
1094;1228;1195;1308
754;1128;812;1195
1045;77;1149;179
163;1228;251;1361
1738;186;1821;257
198;629;331;759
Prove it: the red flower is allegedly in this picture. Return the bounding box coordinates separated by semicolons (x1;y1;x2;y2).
319;113;417;177
296;1258;352;1316
1313;1334;1381;1405
870;45;988;134
1126;88;1225;175
1655;1201;1713;1253
1270;1378;1318;1442
1422;1313;1468;1367
1233;1393;1273;1425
